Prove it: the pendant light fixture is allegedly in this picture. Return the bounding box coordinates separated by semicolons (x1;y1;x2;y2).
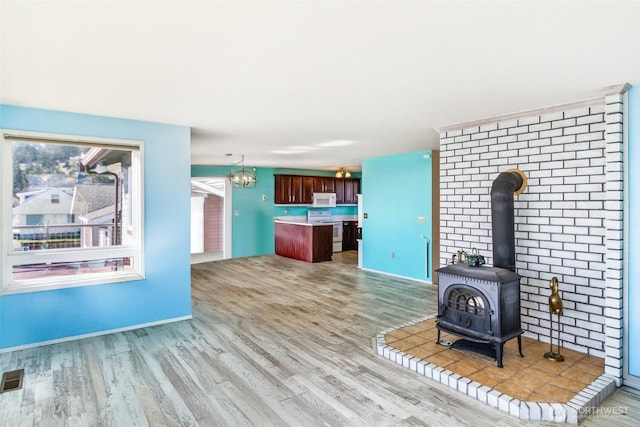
228;155;257;189
335;167;351;178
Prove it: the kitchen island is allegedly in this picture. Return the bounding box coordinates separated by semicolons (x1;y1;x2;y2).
274;219;333;263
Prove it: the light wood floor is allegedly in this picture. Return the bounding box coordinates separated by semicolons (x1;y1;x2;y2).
1;251;638;426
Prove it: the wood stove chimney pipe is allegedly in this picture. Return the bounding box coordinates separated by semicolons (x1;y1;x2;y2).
491;169;527;271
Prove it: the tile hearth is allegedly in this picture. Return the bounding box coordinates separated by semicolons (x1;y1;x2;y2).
375;316;617;423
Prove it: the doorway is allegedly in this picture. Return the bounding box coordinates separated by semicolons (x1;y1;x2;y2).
190;177;232;263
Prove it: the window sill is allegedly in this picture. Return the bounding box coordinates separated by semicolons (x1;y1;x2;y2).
1;272;145;295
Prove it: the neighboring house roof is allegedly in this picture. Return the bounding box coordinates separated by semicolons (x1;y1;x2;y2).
71;184;115;217
78;205;115;223
13;188;74;215
16;189;46;204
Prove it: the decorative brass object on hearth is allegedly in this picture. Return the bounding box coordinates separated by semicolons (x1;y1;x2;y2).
544;276;565;362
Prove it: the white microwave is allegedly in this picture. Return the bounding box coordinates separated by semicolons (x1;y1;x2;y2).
312;193;336;207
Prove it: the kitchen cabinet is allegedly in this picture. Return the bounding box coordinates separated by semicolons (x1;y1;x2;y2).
335;178;360;205
299;176;314;204
313;177;335;193
274;175;291;204
275;175;314;204
342;221;358;251
275;174;360;205
274;221;333;262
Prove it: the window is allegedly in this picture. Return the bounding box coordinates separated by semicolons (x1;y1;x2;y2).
26;214;44;226
1;131;144;293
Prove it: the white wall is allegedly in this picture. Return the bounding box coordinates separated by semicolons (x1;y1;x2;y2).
190;195;205;254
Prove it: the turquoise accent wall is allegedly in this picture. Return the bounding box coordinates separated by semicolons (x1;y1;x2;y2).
0;104;192;350
361;150;434;282
191;166;358;258
628;86;639;378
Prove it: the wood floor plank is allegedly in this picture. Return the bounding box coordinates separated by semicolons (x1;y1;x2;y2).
1;251;638;426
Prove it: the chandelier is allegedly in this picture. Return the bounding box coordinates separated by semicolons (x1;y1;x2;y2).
228;155;257;189
335;167;351;178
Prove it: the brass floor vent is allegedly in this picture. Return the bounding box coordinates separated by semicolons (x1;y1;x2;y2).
1;369;24;393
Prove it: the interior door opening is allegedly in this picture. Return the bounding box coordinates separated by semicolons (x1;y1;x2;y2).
190;177;231;263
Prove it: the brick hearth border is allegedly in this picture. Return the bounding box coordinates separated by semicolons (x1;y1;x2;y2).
374;315;617;423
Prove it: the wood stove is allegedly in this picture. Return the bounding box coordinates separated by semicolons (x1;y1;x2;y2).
436;169;527;367
436;263;523;367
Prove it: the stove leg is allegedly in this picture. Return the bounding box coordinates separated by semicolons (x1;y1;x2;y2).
517;336;524;357
436;329;441;343
496;343;504;368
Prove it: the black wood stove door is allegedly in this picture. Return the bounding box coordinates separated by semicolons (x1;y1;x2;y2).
440;284;492;337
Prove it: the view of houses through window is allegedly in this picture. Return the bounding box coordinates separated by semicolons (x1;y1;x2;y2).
2;133;142;291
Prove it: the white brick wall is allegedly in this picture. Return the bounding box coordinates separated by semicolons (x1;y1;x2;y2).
438;101;619;358
603;94;625;381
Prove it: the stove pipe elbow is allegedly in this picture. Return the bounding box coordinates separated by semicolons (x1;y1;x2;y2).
491;169;526;271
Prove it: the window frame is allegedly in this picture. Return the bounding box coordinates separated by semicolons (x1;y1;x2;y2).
1;130;145;294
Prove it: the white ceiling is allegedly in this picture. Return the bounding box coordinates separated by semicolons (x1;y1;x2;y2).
2;1;639;172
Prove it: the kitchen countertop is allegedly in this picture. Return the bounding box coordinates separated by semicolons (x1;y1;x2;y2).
273;215;357;226
274;219;331;227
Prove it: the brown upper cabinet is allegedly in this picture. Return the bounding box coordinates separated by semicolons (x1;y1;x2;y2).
274;174;360;205
335;178;360;205
313;177;335;193
275;175;314;204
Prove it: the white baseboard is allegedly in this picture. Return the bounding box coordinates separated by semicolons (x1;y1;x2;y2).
359;267;434;285
0;315;193;354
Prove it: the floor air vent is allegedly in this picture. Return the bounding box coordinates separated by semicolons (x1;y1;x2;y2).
1;369;24;392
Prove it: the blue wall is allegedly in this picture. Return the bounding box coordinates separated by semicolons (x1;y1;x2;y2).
0;104;192;350
361;150;434;282
191;166;358;258
628;86;639;378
